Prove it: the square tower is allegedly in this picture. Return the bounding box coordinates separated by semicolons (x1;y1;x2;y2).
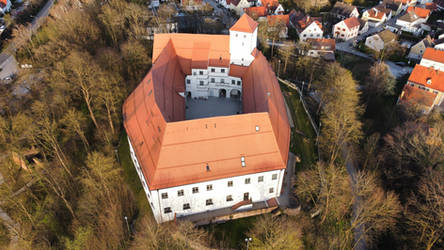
229;14;258;67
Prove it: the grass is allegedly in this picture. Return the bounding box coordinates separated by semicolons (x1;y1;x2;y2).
280;84;318;171
118;133;151;219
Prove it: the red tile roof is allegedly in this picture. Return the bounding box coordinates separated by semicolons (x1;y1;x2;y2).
230;14;258;33
343;16;361;29
261;0;279;9
306;38;336;50
422;47;444;64
366;8;386;20
296;16;322;32
123;33;290;190
400;84;437;107
408;64;444;92
244;6;267;17
267;14;290;26
407;6;431;18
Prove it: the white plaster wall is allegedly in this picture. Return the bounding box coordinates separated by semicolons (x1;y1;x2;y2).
365;36;384;51
155;168;285;222
299;22;323;41
230;29;257;66
185;67;242;98
129;136;285;223
420;58;444;71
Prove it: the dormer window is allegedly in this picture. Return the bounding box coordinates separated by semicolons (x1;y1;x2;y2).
426;78;432;85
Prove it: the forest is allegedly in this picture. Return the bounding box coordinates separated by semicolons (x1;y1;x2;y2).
0;0;442;249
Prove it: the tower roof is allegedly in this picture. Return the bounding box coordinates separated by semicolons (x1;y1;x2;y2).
230;14;258;33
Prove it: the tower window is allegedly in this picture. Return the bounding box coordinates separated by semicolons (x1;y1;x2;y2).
211;68;215;72
226;195;233;201
207;184;213;191
272;174;278;180
161;193;168;199
258;176;264;182
192;187;199;193
186;79;190;84
183;203;190;210
269;187;274;193
245;178;251;184
199;71;203;75
177;190;184;196
228;180;233;187
206;199;213;206
221;69;225;73
164;207;172;213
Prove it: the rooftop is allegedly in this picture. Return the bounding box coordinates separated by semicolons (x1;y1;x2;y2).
400;84;437;108
422;47;444;64
407;6;431;18
330;2;357;16
408;64;444;92
230;14;258;33
343;16;361;29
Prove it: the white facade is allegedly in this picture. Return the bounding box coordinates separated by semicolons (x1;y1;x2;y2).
185;67;242;99
396;18;426;36
299;22;323;41
230;29;257;66
420;58;444;71
128;137;285;223
332;21;359;40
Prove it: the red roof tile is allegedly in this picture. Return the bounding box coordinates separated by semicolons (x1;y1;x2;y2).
244;6;267;17
267;14;290;26
296;16;322;32
408;64;444;92
343;16;361;29
422;47;444;64
407;6;431;18
123;33;290;190
230;14;258;33
400;84;437;107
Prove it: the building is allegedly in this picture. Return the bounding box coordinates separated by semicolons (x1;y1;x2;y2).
122;14;291;224
396;6;430;35
381;0;403;16
362;7;389;27
293;16;323;41
434;34;444;50
221;0;256;15
258;0;284;15
0;0;11;14
305;38;336;60
399;48;444;113
365;29;397;52
407;35;434;61
267;14;290;38
329;2;359;20
333;16;361;40
244;6;268;18
358;18;369;35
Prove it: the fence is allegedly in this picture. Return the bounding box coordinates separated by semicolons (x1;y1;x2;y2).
278;77;319;136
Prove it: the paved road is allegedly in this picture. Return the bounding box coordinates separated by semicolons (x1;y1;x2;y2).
0;0;55;79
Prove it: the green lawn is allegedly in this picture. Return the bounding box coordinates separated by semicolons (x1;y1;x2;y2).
118;133;151;219
280;85;318;171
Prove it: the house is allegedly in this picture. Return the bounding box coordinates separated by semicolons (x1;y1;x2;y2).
396;7;430;36
362;7;389;27
293;16;323;41
0;0;11;14
259;0;284;15
333;16;361;40
393;0;418;8
181;0;206;10
267;14;290;38
365;29;397;52
420;47;444;71
305;38;336;60
222;0;256;15
244;6;268;18
398;65;444;113
434;34;444;50
122;14;290;224
358;18;369;35
382;0;403;16
329;2;359;20
407;35;434;61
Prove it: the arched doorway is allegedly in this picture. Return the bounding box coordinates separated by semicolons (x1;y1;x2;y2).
219;89;227;98
230;89;241;99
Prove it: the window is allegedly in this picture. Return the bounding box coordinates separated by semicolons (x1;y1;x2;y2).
193;71;196;75
199;71;203;75
221;69;225;73
199;81;204;86
207;184;213;191
272;174;278;180
226;195;233;201
221;78;224;83
206;199;213;206
232;80;235;85
211;78;215;83
192;187;199;193
258;176;264;182
237;81;241;85
303;34;306;37
186;79;190;84
164;207;172;213
244;34;246;38
228;181;233;187
211;68;215;72
245;178;251;184
183;203;190;210
177;190;184;196
161;193;168;199
269;188;274;193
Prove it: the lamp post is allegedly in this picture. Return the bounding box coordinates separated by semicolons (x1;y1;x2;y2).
245;237;252;250
278;59;281;77
124;216;130;234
